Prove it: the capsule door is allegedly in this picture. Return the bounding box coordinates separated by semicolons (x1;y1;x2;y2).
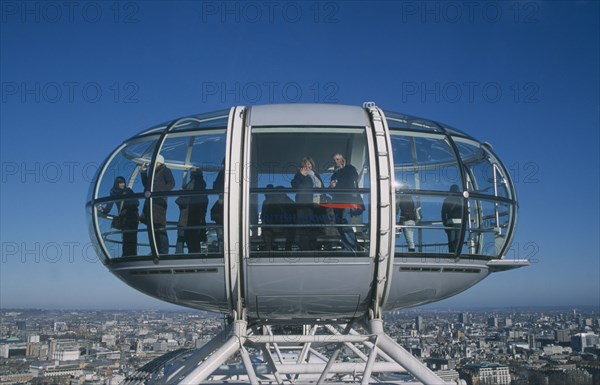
237;105;378;321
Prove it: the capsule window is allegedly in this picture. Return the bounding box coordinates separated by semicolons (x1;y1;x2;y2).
248;127;371;255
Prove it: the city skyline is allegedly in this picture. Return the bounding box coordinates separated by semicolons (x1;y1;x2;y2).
1;1;599;310
2;307;599;384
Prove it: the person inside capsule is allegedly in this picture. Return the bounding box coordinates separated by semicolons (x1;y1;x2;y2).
291;156;324;250
176;168;209;254
396;183;417;252
441;184;464;253
261;184;295;251
330;153;360;251
210;159;225;252
101;176;139;257
140;154;175;254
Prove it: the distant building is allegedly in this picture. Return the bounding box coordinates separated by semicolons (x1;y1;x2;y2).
416;316;424;332
53;346;80;361
27;335;40;343
460;361;511;385
555;329;571;343
26;342;47;358
459;312;469;325
571;332;600;353
436;369;461;383
508;330;525;339
53;322;67;332
427;357;456;370
29;362;83;378
135;339;143;355
487;317;498;328
16;320;26;331
0;373;34;384
102;334;117;348
0;338;26;358
453;330;465;340
45;339;80;361
543;345;572;355
153;341;169;352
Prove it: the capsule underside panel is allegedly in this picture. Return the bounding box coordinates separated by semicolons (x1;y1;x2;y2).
245;257;374;320
110;260;229;314
384;259;490;309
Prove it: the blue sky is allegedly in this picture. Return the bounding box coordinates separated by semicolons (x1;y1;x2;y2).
1;1;598;310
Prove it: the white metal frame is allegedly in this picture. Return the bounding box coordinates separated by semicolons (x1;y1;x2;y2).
158;318;461;385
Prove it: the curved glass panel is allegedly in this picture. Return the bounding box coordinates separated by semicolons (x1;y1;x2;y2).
86;202;107;263
385;111;444;134
93;129;226;260
389;128;518;258
249;127;370;255
95;139;156;200
394;192;465;254
139;131;227;258
436;122;472;139
171;110;229;132
465;197;512;256
455;139;510;198
391;132;462;192
96;195;148;259
389;128;516;258
135;121;172;136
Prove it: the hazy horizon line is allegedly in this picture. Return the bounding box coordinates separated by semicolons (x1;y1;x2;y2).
2;304;599;313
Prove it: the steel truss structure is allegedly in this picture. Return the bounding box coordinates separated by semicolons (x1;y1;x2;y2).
127;314;463;385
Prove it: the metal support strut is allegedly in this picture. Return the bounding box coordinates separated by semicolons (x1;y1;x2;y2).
141;317;462;385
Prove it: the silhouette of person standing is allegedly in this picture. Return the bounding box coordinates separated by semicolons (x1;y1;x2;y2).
141;154;175;254
441;184;464;253
104;176;139;257
330;153;360;251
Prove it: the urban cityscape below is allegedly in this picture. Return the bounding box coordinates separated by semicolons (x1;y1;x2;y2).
1;306;598;385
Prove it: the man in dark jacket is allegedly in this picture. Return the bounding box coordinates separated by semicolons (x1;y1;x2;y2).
441;184;464;253
141;154;175;254
103;176;139;257
184;168;209;253
261;185;295;251
330;153;360;251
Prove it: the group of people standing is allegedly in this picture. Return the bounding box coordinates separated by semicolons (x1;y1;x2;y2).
102;155;220;257
262;153;363;252
103;154;466;257
396;183;465;253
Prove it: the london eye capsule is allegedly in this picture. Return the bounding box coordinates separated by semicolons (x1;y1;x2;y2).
86;103;527;322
